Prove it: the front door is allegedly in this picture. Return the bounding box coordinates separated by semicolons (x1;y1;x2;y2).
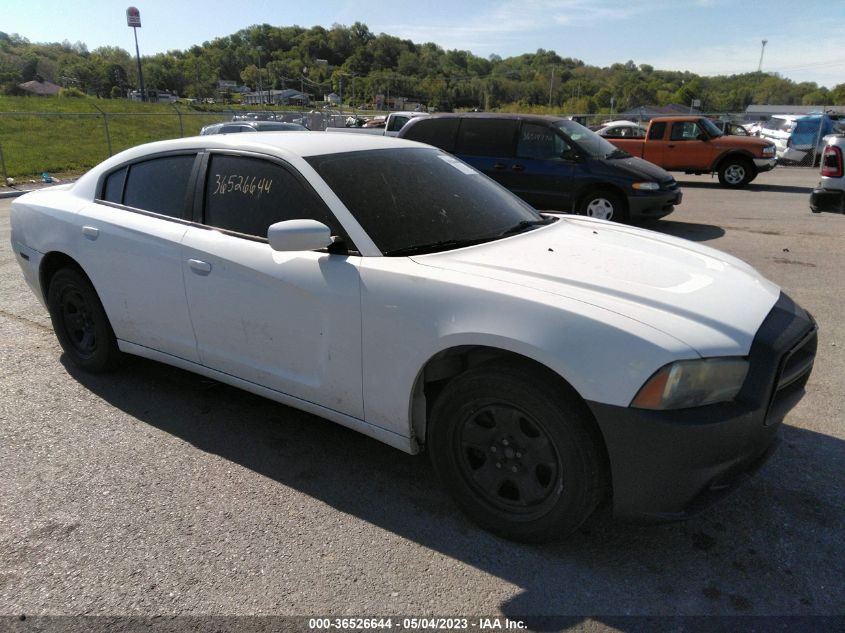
181;153;364;418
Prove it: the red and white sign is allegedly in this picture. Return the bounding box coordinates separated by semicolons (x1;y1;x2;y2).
126;6;142;27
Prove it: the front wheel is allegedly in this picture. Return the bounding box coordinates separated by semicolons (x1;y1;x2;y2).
46;268;120;372
428;362;604;542
717;158;754;187
579;190;628;222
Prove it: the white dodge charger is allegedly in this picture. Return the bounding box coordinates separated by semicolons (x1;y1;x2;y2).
10;132;817;542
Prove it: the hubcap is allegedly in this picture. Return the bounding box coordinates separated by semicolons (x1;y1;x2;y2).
585;197;614;220
456;404;560;514
60;288;97;357
724;164;746;185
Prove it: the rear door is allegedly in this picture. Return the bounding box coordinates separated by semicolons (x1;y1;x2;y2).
79;153;200;362
454;118;519;186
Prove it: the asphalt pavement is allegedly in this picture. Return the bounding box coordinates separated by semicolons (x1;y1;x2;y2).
0;168;843;632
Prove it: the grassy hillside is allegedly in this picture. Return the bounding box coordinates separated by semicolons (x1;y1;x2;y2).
0;96;289;181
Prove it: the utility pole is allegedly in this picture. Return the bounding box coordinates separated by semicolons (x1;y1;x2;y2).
548;66;555;108
757;39;768;73
256;46;264;105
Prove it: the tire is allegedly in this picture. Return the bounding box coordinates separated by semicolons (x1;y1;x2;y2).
46;268;120;372
717;157;754;188
428;362;604;542
579;190;628;222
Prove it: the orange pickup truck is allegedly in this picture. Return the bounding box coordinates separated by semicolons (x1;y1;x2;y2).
607;116;777;187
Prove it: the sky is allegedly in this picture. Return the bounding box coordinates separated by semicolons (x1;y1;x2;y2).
5;0;845;89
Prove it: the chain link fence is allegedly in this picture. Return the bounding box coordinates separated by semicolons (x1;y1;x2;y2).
0;107;822;182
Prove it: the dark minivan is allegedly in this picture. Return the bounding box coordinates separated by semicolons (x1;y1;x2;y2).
398;113;681;222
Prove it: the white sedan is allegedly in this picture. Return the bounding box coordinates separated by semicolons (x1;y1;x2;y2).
10;133;817;542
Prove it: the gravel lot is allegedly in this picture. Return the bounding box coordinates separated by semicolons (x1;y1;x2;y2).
1;167;843;632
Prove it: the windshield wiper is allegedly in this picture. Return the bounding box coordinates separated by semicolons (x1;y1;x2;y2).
384;236;497;256
496;217;555;237
606;148;632;159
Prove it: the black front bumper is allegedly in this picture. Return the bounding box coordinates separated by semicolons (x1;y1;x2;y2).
627;188;682;221
810;187;845;213
587;292;817;520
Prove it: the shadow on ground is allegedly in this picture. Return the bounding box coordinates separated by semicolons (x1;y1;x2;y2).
61;355;844;629
676;180;813;195
641;220;726;242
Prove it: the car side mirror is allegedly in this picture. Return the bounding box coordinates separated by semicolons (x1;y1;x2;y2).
561;148;580;162
267;219;333;252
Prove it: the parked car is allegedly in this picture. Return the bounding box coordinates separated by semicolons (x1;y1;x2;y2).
200;121;309;135
758;114;840;164
398;113;681;222
606;116;777;187
325;111;429;137
10;133;817;542
595;120;647;138
810;134;845;213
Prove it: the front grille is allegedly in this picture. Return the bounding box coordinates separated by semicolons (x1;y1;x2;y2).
740;293;817;425
767;325;817;424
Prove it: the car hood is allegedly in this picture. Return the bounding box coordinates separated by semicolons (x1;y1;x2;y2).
411;216;780;356
712;135;773;152
598;155;673;181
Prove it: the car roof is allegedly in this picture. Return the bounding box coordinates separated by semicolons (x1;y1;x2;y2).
72;132;427;199
420;112;566;124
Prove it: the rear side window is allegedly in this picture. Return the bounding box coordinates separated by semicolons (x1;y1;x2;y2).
401;118;460;152
203;154;344;241
102;166;127;203
122;154;196;218
456;119;517;156
648;122;666;140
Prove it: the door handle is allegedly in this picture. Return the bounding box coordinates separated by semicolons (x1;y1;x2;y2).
511;164;525;172
188;258;212;274
493;163;507;170
82;226;99;240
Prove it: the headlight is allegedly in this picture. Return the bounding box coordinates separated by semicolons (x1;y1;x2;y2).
762;145;776;156
632;182;659;191
631;358;749;410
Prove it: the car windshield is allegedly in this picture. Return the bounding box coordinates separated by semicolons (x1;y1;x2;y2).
305;148;547;255
699;118;724;137
556;120;626;159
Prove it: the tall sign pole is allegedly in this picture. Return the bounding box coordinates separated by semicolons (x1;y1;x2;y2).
127;7;146;101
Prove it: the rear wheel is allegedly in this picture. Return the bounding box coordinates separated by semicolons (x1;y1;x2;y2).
579;190;628;222
428;362;604;542
46;268;120;372
717;157;754;187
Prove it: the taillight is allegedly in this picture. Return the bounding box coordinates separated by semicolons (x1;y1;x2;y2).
821;145;843;178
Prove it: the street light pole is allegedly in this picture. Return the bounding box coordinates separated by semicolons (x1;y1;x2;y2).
757;39;768;73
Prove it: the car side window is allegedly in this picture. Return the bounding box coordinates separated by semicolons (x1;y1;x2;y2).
670;121;702;141
122;154;196;218
456;119;517;156
203;154;347;244
648;122;666;140
387;115;409;132
402;118;460;152
516;123;570;159
102;166;128;203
